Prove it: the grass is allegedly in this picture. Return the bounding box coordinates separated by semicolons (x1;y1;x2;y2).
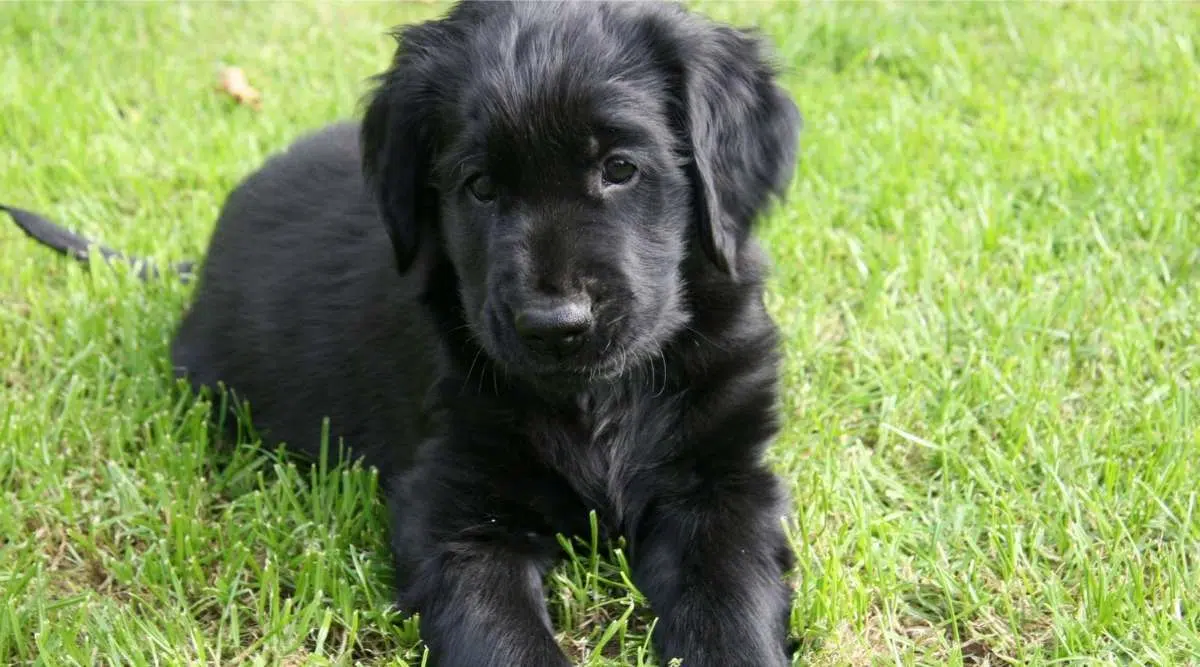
1;1;1197;665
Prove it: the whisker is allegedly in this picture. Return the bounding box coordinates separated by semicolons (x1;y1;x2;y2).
654;349;668;398
462;347;484;394
645;348;655;394
683;324;729;352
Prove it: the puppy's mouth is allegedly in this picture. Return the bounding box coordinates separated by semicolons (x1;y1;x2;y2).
479;303;632;383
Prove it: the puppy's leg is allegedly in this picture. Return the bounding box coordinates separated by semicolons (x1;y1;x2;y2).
399;545;570;667
633;467;795;667
386;460;572;667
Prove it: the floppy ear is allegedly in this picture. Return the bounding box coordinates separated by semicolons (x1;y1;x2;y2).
360;23;446;273
675;23;802;275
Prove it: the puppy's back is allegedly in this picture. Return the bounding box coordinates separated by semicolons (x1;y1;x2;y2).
171;121;438;474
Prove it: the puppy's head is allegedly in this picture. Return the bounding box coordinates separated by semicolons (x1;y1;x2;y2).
362;1;800;381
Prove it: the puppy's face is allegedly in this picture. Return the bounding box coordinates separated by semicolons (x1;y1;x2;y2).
437;72;691;379
362;1;802;382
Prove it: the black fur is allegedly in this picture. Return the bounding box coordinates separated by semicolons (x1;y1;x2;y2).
7;2;803;665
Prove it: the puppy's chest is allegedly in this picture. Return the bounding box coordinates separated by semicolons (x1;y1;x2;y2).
541;385;679;524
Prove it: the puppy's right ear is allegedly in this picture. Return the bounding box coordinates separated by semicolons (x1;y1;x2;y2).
644;7;801;277
360;23;445;273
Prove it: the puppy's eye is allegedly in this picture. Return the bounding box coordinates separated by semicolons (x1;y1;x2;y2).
601;158;637;186
466;174;497;202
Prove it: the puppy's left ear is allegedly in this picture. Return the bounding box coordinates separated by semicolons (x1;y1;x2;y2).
360;22;448;273
674;22;802;275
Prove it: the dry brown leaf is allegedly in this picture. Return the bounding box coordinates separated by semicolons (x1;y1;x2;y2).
216;66;262;110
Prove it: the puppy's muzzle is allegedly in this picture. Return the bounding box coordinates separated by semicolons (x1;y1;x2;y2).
513;295;593;357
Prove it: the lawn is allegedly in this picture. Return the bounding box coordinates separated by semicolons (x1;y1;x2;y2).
1;1;1198;665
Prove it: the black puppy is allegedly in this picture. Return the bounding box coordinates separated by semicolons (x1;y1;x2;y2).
5;1;803;665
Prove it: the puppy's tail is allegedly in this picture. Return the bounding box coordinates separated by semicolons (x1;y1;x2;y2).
2;203;195;283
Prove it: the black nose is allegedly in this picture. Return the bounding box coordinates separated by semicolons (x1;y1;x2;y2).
514;298;593;356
